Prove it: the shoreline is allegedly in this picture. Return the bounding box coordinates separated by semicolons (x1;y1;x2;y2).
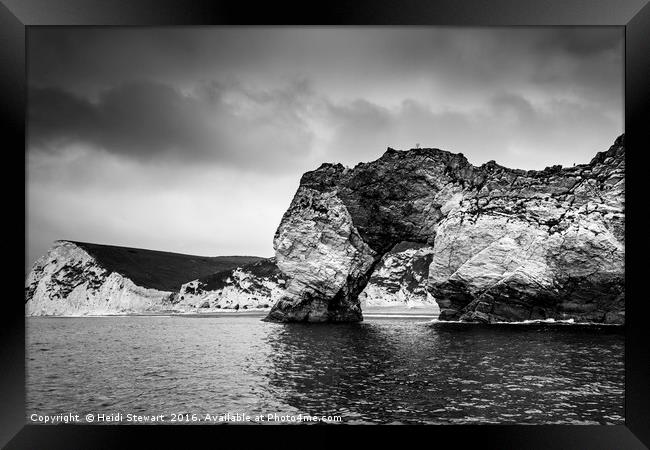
429;319;624;328
25;304;443;319
25;311;623;326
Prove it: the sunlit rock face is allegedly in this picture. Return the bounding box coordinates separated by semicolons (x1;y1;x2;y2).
266;188;377;322
266;135;624;324
358;242;437;307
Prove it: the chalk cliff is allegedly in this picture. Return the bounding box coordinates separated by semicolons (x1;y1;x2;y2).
24;241;266;315
358;241;436;307
169;258;287;311
26;241;435;315
265;135;625;323
25;241;171;315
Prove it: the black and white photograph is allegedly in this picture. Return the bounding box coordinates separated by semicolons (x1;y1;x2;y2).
24;25;626;426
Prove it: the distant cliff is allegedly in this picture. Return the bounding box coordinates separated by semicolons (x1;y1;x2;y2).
25;240;437;316
266;135;625;324
358;241;435;307
169;258;287;311
24;241;264;315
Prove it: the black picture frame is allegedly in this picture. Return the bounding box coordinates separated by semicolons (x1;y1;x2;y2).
3;0;649;448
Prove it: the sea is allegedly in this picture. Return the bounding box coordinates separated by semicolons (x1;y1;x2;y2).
26;311;624;425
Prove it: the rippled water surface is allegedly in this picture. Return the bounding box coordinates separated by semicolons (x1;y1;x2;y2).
27;315;624;424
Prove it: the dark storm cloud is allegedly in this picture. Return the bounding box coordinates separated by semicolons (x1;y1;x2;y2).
28;27;622;79
29;82;205;156
27;27;623;170
28;79;317;171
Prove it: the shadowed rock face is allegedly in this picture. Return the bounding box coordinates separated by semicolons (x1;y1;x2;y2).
265;135;625;323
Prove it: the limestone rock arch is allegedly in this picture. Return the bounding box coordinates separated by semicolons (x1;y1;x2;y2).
265;136;625;324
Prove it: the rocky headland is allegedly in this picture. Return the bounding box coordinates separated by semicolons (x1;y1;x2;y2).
265;135;625;324
25;241;265;315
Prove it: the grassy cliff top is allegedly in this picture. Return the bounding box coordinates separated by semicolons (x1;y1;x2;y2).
65;241;264;291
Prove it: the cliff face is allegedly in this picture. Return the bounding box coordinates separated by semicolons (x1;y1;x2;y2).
25;241;171;315
358;241;436;307
26;241;439;316
170;259;287;311
25;241;269;316
266;135;625;323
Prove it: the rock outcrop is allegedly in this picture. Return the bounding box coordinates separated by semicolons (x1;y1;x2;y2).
265;135;625;324
358;241;436;307
169;258;287;311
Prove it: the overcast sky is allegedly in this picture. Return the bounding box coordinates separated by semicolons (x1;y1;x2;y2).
26;27;623;268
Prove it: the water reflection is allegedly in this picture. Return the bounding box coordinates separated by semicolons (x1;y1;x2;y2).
262;322;430;422
262;320;624;424
27;316;624;425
